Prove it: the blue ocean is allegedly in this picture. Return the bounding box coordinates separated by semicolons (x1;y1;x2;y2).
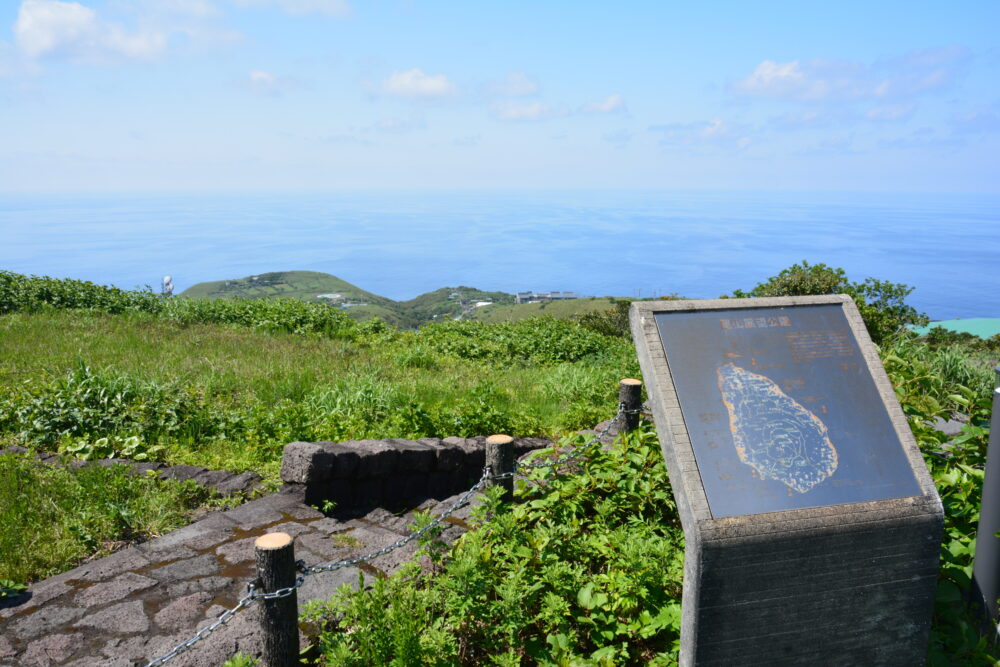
1;190;997;321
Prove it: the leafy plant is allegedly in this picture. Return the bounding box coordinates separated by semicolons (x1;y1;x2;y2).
0;579;27;599
308;423;684;665
732;260;928;344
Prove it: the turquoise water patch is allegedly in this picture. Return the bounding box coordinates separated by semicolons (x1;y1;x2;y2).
911;318;1000;338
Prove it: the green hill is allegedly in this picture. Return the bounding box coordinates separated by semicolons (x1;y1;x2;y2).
470;297;623;323
181;270;386;305
180;270;414;327
401;286;515;322
181;271;531;327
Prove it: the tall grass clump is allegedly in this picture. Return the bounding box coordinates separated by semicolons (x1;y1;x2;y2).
0;271;359;339
0;452;221;584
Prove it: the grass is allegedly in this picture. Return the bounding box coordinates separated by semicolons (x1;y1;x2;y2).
0;452;226;584
470;297;622;323
0;310;636;477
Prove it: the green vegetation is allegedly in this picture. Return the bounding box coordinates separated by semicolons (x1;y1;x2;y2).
732;260;929;345
305;425;683;666
182;271;518;328
1;266;997;664
0;453;223;584
401;286;515;323
0;272;636;588
470;297;622;324
181;270;387;306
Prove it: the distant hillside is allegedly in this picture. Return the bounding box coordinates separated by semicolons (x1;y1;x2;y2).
180;271;414;326
181;271;526;328
470;297;623;323
401;287;515;323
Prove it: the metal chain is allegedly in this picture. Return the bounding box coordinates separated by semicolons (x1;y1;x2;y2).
301;466;492;575
145;582;263;666
144;406;639;665
515;404;629;471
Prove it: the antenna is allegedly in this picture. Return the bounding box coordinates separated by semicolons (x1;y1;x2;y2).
162;275;174;296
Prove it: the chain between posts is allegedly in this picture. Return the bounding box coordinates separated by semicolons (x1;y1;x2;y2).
144;403;639;666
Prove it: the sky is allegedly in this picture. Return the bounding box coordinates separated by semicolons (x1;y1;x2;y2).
0;0;998;193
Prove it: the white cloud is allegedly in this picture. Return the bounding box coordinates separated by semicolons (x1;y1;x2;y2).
382;68;456;99
230;0;350;17
866;104;915;121
493;101;552;121
15;0;168;62
249;69;276;92
490;70;538;97
951;104;1000;134
153;0;222;18
650;118;751;151
582;93;625;113
733;47;968;103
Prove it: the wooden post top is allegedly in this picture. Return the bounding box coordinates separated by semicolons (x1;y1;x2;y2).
486;434;514;444
255;532;293;550
620;378;642;386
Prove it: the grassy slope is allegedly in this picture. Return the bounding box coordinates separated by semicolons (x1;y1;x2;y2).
0;310;634;474
180;270;384;304
181;271;528;328
180;270;416;328
401;286;515;323
470;296;622;323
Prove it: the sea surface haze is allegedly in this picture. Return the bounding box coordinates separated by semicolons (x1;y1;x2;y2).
2;190;997;321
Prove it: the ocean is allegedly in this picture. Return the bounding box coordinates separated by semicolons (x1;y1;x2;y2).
1;190;997;321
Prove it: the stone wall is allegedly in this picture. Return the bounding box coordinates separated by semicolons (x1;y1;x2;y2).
281;436;552;511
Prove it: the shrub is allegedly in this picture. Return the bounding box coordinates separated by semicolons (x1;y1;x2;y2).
732;261;928;345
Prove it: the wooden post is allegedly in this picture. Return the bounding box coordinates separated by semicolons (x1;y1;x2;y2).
619;378;642;433
485;434;515;502
254;532;299;667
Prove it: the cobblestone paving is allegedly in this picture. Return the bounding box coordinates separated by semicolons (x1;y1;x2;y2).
0;487;480;667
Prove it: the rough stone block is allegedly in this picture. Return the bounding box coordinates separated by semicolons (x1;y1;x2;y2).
384;438;436;472
342;439;400;477
213;471;261;496
20;632;84;666
423;439;465;472
446;437;485;470
146;554;220;582
159;464;209;483
75;572;157;608
9;605;86;641
321;441;362;478
514;437;553;457
281;441;336;484
75;600;150;634
152;591;214;631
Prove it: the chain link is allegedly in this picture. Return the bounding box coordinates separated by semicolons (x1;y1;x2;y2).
144;405;638;665
516;403;628;470
145;582;262;666
301;465;492;575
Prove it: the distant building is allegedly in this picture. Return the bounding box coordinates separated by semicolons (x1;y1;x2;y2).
515;291;579;304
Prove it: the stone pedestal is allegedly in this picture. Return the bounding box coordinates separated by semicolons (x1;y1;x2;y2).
631;295;943;666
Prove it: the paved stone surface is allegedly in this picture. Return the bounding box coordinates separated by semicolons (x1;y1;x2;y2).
1;432;570;666
0;483;494;665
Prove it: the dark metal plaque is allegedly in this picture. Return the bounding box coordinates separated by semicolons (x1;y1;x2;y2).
655;304;921;518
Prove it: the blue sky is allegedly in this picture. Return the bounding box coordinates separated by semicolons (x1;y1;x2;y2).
1;0;998;193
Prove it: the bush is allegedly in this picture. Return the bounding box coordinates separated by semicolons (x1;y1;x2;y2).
732;261;928;345
308;424;684;665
